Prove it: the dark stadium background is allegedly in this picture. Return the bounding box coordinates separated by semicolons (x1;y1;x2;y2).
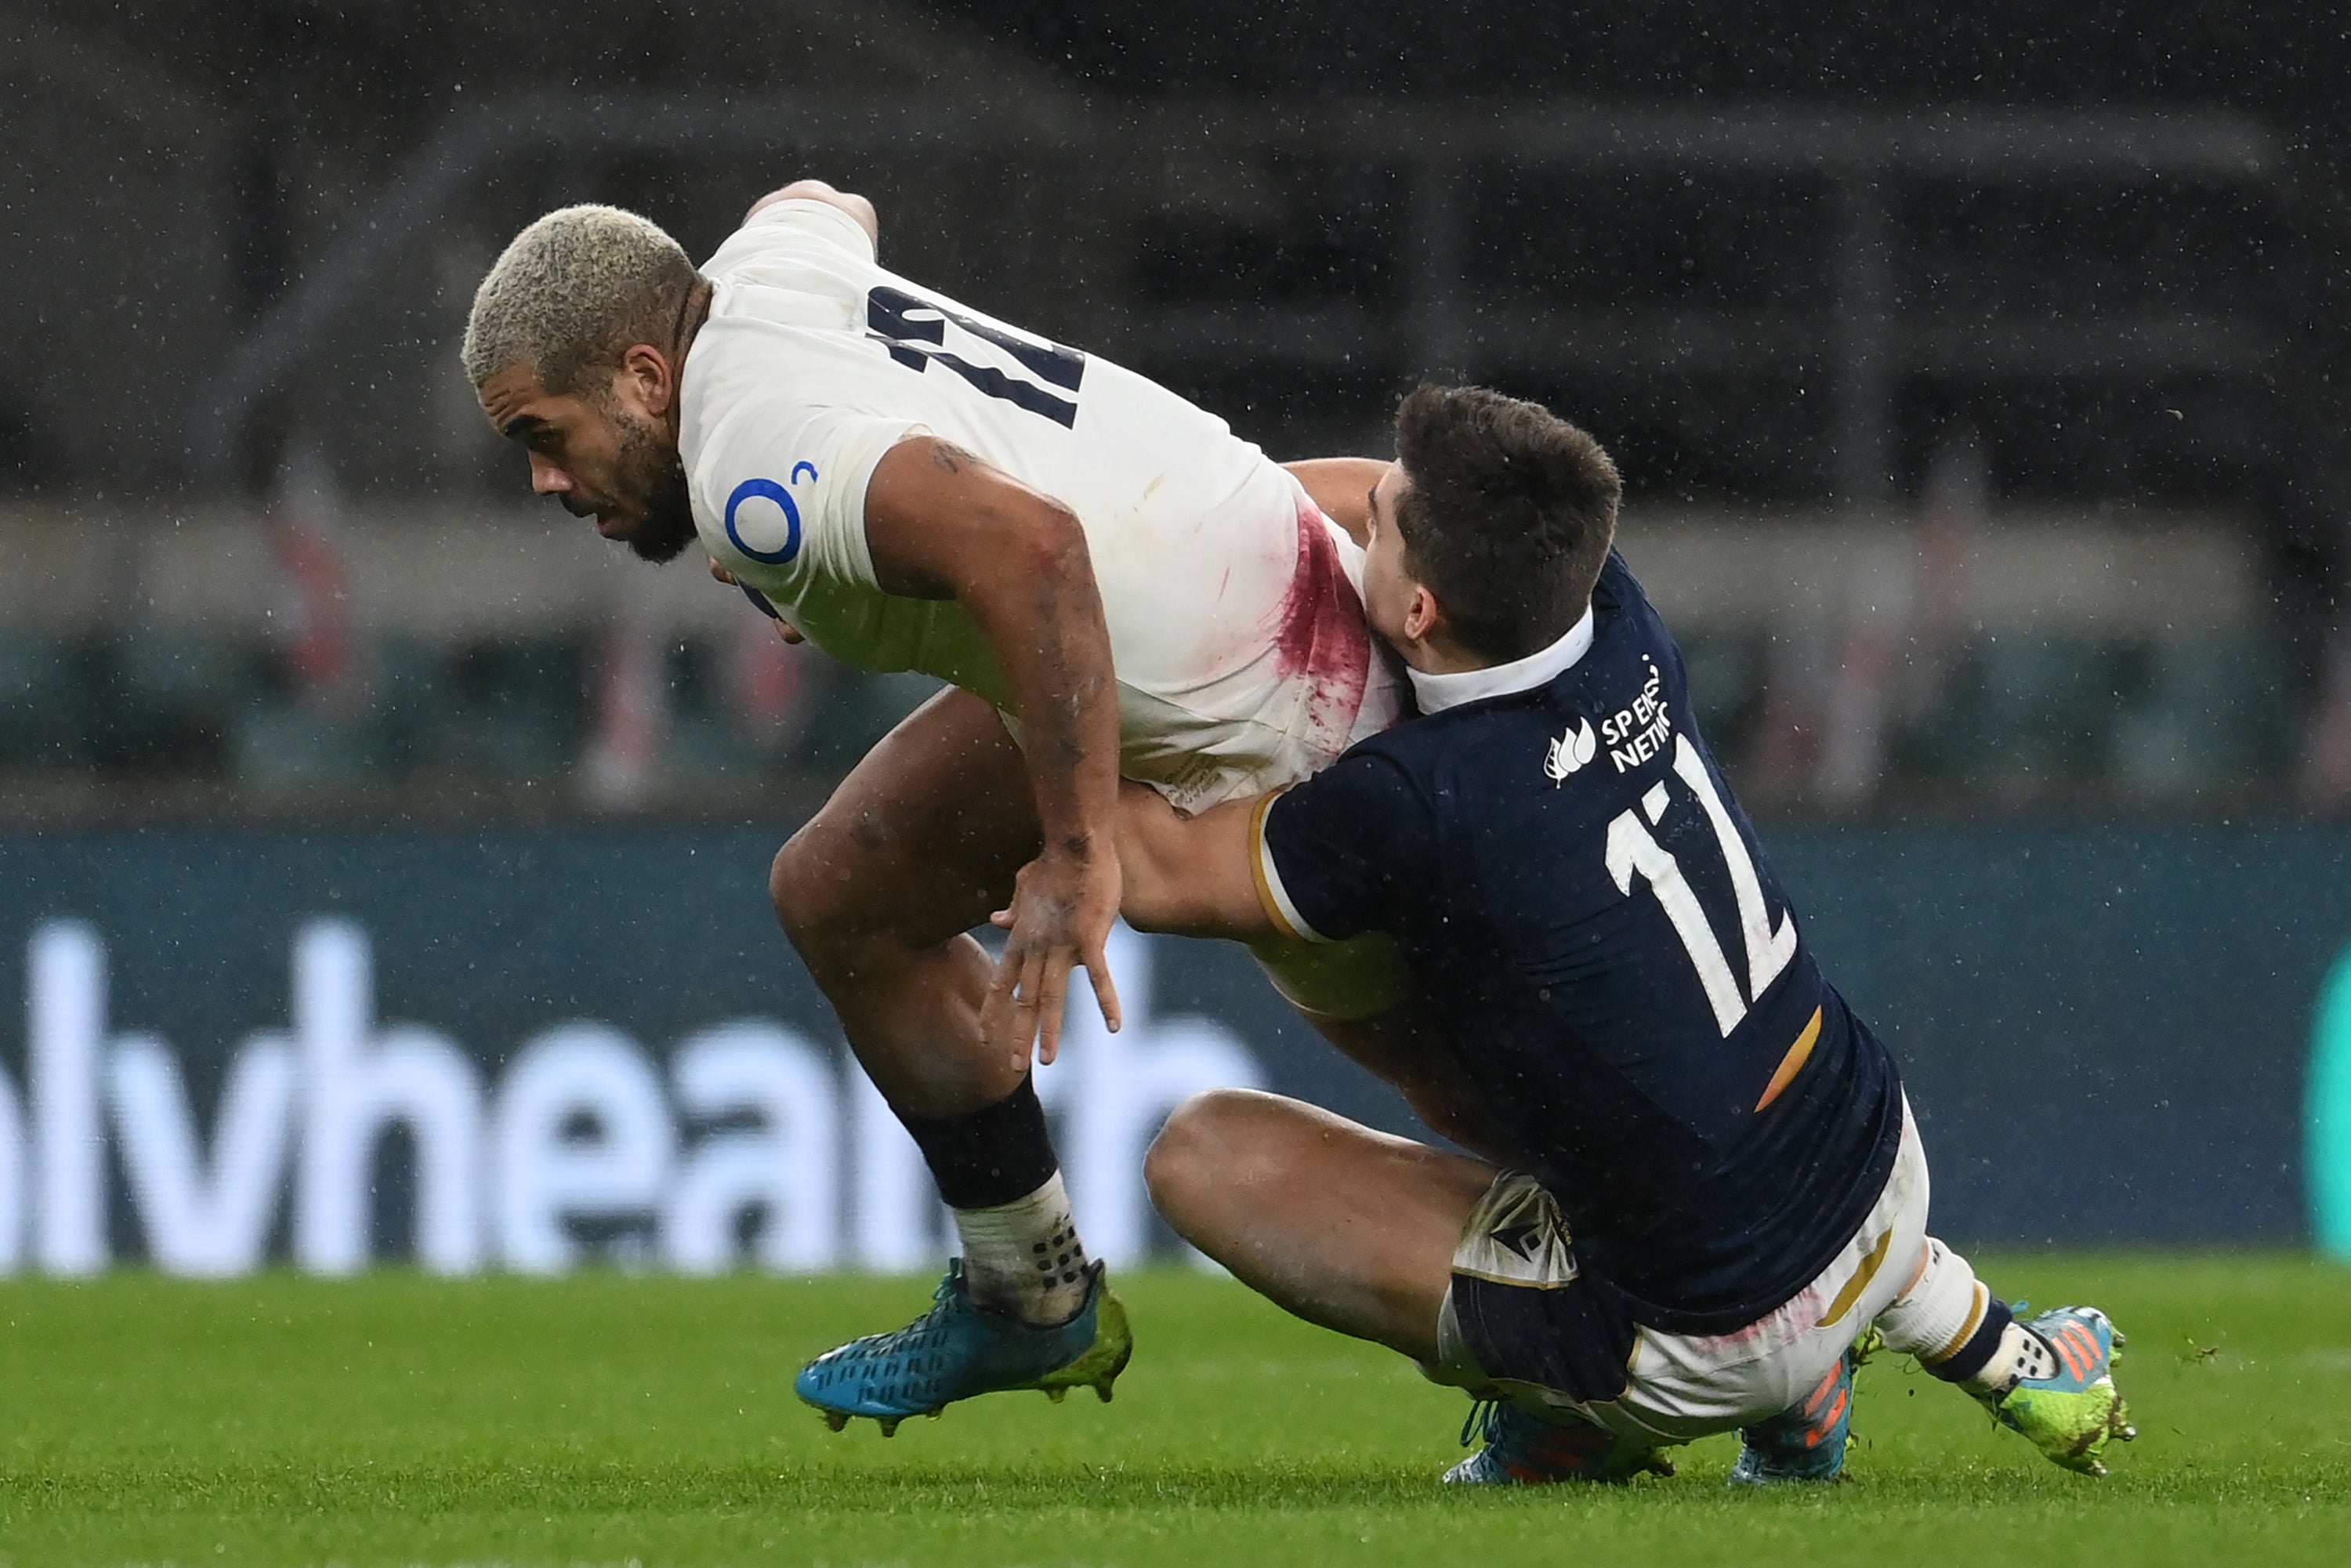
2;1;2349;1270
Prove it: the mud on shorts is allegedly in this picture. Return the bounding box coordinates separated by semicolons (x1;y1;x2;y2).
1425;1098;1931;1449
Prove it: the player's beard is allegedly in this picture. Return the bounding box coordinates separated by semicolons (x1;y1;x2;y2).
609;407;697;565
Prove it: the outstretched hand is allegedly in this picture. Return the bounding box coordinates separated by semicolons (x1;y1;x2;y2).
982;846;1123;1073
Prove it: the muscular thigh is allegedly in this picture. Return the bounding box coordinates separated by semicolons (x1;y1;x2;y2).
1149;1088;1496;1361
781;686;1041;948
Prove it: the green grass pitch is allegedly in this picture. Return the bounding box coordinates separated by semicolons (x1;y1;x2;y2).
0;1254;2346;1566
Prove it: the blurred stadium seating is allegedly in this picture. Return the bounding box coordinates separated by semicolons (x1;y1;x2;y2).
1;1;2341;822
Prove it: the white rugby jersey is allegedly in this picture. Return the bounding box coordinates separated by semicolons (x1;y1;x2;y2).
679;198;1400;809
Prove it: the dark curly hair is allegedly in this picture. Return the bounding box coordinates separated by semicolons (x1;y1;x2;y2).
1392;385;1622;664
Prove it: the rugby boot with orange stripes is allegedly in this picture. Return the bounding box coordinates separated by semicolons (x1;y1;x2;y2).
1985;1305;2135;1476
1726;1335;1864;1484
1443;1399;1673;1485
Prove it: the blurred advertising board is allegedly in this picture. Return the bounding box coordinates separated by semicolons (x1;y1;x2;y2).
0;826;2341;1275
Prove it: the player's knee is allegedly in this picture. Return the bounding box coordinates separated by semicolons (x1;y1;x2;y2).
1146;1088;1270;1220
768;831;846;951
770;822;925;974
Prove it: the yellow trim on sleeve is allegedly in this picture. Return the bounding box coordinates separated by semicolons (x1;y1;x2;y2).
1754;1005;1824;1113
1249;788;1302;941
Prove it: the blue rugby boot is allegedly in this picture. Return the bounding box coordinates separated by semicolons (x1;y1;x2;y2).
1727;1334;1868;1486
1983;1305;2135;1476
1443;1399;1672;1485
795;1258;1132;1435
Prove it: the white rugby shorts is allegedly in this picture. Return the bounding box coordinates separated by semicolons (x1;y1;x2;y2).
1433;1096;1930;1444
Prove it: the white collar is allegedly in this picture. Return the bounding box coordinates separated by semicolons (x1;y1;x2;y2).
1407;604;1596;715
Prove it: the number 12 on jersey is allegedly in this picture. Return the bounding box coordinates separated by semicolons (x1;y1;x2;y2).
1604;734;1798;1036
866;285;1087;428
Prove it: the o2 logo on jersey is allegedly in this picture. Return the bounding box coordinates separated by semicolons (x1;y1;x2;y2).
724;462;819;565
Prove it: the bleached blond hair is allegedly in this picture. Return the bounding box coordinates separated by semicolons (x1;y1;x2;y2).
461;205;699;393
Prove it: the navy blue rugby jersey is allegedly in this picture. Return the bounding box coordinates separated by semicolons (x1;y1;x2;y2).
1255;549;1904;1335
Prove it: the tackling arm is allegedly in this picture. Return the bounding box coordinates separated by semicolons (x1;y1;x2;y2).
1283;458;1392;548
863;436;1125;1064
1114;782;1278;941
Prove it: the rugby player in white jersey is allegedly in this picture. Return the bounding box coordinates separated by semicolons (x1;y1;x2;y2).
464;183;1404;1428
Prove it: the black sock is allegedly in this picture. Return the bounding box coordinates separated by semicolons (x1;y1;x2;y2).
900;1074;1060;1210
1925;1296;2016;1384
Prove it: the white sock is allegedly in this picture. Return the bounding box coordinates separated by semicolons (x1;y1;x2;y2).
1875;1237;1989;1363
1872;1237;2059;1399
952;1171;1091;1326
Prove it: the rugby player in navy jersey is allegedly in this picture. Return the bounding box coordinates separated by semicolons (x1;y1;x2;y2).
1108;386;2135;1484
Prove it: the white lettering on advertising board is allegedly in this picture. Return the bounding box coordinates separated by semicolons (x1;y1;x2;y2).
0;919;1262;1276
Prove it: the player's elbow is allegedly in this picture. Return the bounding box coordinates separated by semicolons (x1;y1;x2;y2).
962;494;1095;618
1002;494;1089;572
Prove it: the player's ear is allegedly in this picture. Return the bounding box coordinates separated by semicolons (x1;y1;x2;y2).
1403;582;1445;645
619;343;676;416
